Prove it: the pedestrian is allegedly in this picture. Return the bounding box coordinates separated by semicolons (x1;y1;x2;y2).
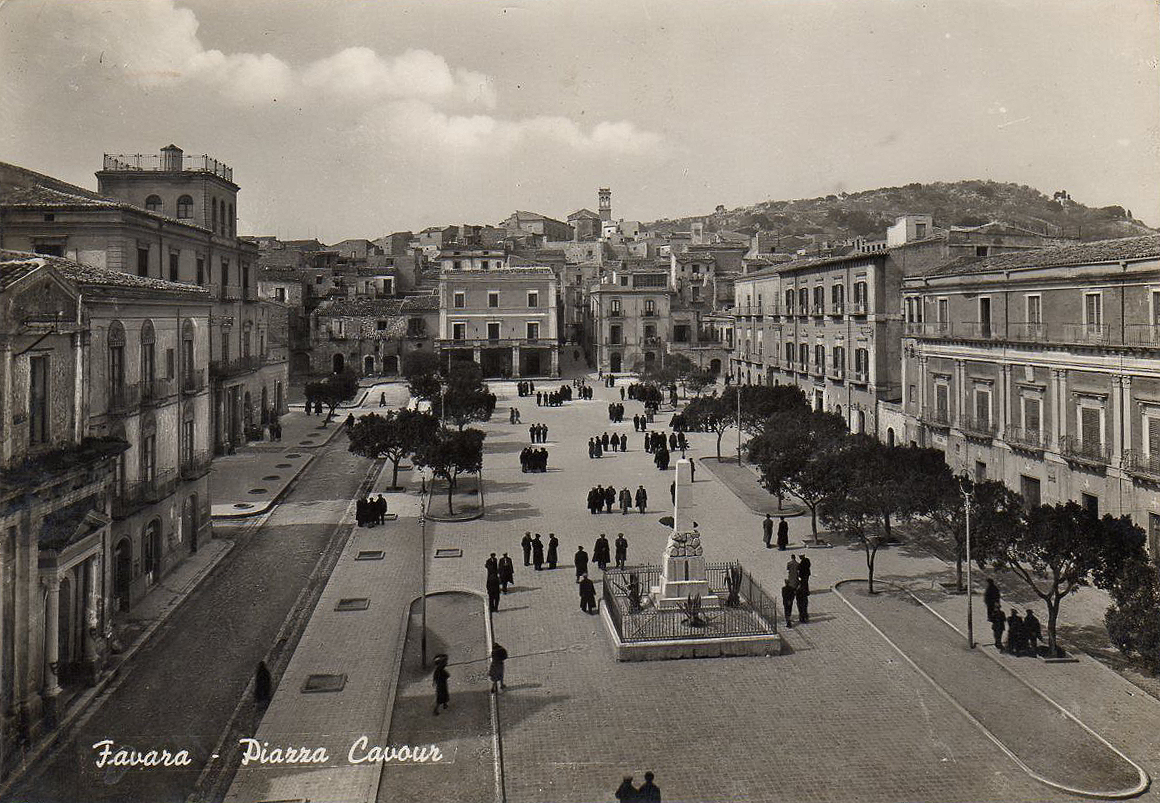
615;776;639;802
547;533;559;569
379;392;386;407
1024;609;1042;656
782;579;796;628
376;494;387;525
795;581;810;623
990;606;1007;651
575;545;589;582
432;654;450;716
798;555;811;591
486;572;501;613
615;533;628;569
670;480;675;505
579;574;598;613
763;513;773;548
605;485;616;513
594;534;611;570
499;553;515;593
639;771;661;802
532;534;545;571
488;642;508;693
1007;608;1024;655
787;555;800;590
619;487;633;514
620;387;626;401
635;485;648;514
984;579;1001;619
690;458;695;482
485;552;499;579
521;532;532;566
776;516;789;550
254;660;272;705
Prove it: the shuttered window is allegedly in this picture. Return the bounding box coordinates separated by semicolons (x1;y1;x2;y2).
975;390;990;425
1023;397;1041;433
1080;406;1101;446
936;384;949;414
1147;416;1160;457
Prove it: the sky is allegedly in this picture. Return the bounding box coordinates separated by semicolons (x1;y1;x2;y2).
1;0;1157;242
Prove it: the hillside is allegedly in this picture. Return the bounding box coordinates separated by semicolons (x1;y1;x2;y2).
649;180;1155;243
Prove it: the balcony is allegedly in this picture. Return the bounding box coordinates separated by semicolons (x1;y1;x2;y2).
921;407;952;429
143;469;179;503
1060;323;1111;345
141;377;176;406
107;383;141;415
220;284;242;301
1008;322;1049;343
827;365;845;381
643;310;657;317
1126;325;1160;346
829;303;844;317
1059;435;1110;469
959;415;997;440
1124;449;1160;481
813;367;825;379
811;304;825;317
849;369;868;384
102;152;233;182
180;450;213;481
956;322;1001;341
209;354;263;379
906;321;952;338
1004;426;1045;454
182;369;206;395
243;285;259;302
111;484;146;519
643;336;662;345
609;310;623;318
850;301;867;315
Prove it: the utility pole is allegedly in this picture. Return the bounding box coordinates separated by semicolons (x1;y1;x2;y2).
420;475;430;666
735;386;742;465
959;473;975;649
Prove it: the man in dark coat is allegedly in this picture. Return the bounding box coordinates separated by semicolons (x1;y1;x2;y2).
578;574;598;613
605;485;616;513
498;553;515;593
776;516;789;550
619;487;633;514
547;534;559;569
489;642;508;692
521;532;532;566
638;771;661;802
1007;608;1024;655
636;485;648;514
485;553;499;579
615;534;628;569
984;579;1001;619
798;555;811;592
781;579;796;628
376;494;387;524
593;535;611;570
1024;609;1042;656
432;655;450;715
990;606;1007;651
795;581;810;623
763;514;774;548
486;572;501;612
532;534;545;570
615;776;638;802
574;546;589;582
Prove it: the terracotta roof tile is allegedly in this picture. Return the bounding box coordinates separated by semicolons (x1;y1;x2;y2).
922;235;1160;277
0;250;211;298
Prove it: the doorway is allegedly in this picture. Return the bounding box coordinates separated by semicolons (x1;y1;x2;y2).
113;539;131;612
609;352;622;372
333;353;345;374
364;355;375;375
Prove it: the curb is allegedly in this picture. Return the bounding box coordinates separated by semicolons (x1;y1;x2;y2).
697;457;808;518
210;454;315;520
832;578;1150;800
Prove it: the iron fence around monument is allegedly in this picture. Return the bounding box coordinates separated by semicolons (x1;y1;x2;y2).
602;562;779;643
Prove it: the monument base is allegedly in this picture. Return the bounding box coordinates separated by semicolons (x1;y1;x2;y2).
650;583;722;610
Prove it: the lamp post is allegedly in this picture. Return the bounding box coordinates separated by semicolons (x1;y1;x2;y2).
958;472;975;649
420;473;430;667
735;385;742;465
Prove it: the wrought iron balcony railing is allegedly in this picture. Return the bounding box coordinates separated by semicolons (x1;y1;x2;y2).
141;378;176;406
179;450;213;480
1124;449;1160;479
1059;435;1110;466
921;407;952;428
107;383;141;415
182;369;206;394
1004;426;1044;452
959;415;997;438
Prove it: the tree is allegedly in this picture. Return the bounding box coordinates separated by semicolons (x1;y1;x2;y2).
435;383;494;430
749;409;849;539
347;409;438;489
414;427;486;515
1105;557;1160;674
682;367;716;398
403;350;441;381
974;503;1149;655
735;385;809;435
305;371;359;423
927;476;1023;592
682;393;734;460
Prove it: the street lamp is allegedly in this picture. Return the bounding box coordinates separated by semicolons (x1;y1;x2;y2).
958;471;975;649
420;472;430;667
735;385;742;465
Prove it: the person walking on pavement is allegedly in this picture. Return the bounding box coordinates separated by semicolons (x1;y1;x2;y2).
798;555;811;591
1025;609;1043;656
776;516;789;551
593;534;611;571
498;553;515;593
1007;608;1024;655
379;391;387;407
489;642;508;693
636;485;648;514
781;579;796;628
795;580;810;623
787;555;800;591
619;486;633;515
486;572;501;613
532;534;545;571
639;771;661;802
485;553;499;579
763;514;774;548
990;606;1007;651
521;532;532;566
547;534;559;570
575;546;589;582
579;574;598;613
615;533;628;569
432;654;450;716
984;579;1001;619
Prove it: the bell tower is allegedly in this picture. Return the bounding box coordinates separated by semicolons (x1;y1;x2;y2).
598;188;612;222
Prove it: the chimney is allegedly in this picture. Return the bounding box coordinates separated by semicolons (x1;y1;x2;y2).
161;144;183;171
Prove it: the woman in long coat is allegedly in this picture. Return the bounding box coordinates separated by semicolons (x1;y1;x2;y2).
546;534;559;569
432;655;450;715
593;535;611;570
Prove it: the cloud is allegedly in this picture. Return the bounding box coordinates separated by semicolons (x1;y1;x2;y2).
302;48;497;109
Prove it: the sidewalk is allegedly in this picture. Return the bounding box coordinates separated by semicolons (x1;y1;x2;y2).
699;455;807;517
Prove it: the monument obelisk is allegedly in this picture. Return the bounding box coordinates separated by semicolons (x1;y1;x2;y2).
653;458;719;609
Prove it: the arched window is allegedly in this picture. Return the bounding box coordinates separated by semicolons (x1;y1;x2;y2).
145;195;162;213
140;320;156;385
181;320;195;389
108;321;126;392
176;195;193;219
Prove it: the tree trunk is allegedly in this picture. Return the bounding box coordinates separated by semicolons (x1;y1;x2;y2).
883;512;892;541
866;543;876;594
447;481;455;515
809;504;818;538
391;458;400;489
1047;597;1060;655
715;428;723;461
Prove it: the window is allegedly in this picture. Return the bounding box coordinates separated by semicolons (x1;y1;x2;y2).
228;203;234;237
1023;396;1041;435
1084;292;1103;331
798;288;809;312
1081;493;1099;516
620;275;629;286
488;322;501;340
221;332;230;364
937;298;949;324
34;243;63;257
814;344;825;370
831;284;844;307
645;299;655;316
975;246;989;257
610;324;622;345
691;285;701;301
799;343;809;367
212;198;219;233
28;355;49;445
275;287;286;302
145;195;162;213
1152;290;1160;326
526;322;540;340
1080;405;1102;447
908;384;916;403
137;247;150;277
169;253;180;282
488;291;499;308
611;299;622;316
221;259;230;289
377;320;389;331
785;342;794;364
974;388;991;425
1020;475;1041;508
182;420;195;465
527;291;539;308
141;434;156;483
975;461;987;482
1147;414;1160;458
182;327;194;385
141;335;156;385
935;383;949;415
854;281;867;307
833;346;845;370
674;324;690;343
452;322;466;341
1026;294;1042;325
1150;513;1160;560
196;258;205;286
177;195;193;219
453;260;462;270
979;297;992;336
855;348;869;375
813;286;824;312
453;291;465;309
915;222;927;239
785;289;794;312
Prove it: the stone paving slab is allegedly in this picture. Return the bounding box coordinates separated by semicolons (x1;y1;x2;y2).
835;581;1148;798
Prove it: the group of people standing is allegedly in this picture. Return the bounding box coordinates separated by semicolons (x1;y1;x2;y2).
615;772;661;802
588;432;628;457
519;446;549;472
515;380;537;397
507;407;522;424
985;579;1043;656
762;514;790;550
484;552;517;612
588;485;649;515
529;423;549;443
521;532;560;570
356;494;388;527
608;402;626;423
780;553;812;627
536;385;573;407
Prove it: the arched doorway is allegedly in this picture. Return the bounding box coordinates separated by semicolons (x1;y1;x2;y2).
364;355;375;375
333;353;345;374
710;358;721;374
113;538;132;612
887;428;896;447
143;520;162;586
857;410;866;434
57;575;73;668
609;352;622;372
184;494;199;554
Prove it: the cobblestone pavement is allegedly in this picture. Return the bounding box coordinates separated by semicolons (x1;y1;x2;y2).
421;377;1083;803
8;445;378;803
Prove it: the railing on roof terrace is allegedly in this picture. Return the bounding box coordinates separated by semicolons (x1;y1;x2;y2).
103;153;233;182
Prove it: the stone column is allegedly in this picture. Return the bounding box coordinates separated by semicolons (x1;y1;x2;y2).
1121;375;1133;461
42;573;61;725
511;346;521;378
955;359;966;426
917;356;927;414
73;332;85;441
999;365;1011;439
1112;374;1125;464
0;339;11;466
81;558;99;685
1054;369;1069;450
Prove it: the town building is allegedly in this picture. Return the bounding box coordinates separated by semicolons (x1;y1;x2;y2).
308;295;438;377
568;209;602;241
502;211;573;243
438;265;561;377
899;234;1160;548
